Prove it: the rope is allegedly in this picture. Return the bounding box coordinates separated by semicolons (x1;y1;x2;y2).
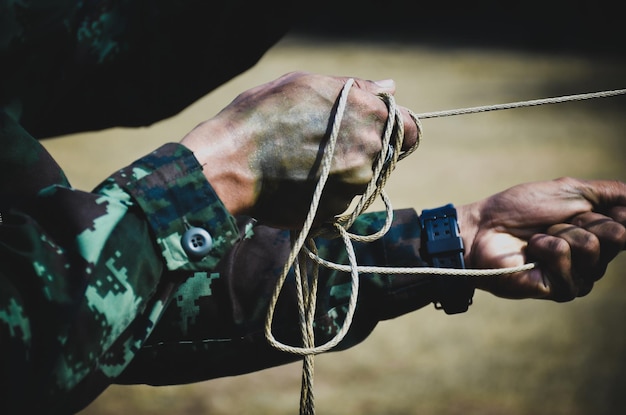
415;88;626;119
263;84;626;415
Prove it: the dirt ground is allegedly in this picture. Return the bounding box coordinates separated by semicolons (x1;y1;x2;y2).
42;35;626;415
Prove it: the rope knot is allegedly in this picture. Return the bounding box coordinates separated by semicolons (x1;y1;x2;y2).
263;81;626;415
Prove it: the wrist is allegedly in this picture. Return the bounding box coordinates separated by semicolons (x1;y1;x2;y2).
420;204;465;268
180;119;257;216
456;201;481;268
420;203;474;314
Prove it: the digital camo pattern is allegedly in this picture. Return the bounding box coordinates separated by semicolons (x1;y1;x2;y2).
0;0;293;138
0;135;240;413
0;128;438;412
0;123;438;413
118;208;436;386
1;1;440;413
99;143;240;272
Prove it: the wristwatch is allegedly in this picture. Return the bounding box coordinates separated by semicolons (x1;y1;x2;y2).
419;203;474;314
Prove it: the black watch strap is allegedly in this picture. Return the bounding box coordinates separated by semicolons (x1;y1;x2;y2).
420;203;474;314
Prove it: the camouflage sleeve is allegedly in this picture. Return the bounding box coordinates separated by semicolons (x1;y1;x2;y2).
97;143;240;272
0;138;239;413
117;209;441;386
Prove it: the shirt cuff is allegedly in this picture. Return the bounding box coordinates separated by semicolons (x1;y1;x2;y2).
99;142;239;271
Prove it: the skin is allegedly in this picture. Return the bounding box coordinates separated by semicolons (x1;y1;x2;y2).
181;71;626;304
459;178;626;301
181;71;418;226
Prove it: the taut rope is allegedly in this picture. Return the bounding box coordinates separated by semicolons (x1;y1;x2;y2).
416;89;626;119
263;83;626;415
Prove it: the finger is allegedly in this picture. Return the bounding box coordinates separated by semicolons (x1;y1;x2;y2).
526;233;579;302
578;179;626;210
353;78;419;152
357;78;397;96
472;266;552;300
398;106;420;152
606;205;626;227
546;223;602;282
570;211;626;262
544;223;599;297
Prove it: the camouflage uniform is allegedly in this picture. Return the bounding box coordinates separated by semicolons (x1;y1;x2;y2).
0;1;450;413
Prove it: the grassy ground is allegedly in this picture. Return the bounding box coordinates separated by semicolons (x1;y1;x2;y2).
43;35;626;415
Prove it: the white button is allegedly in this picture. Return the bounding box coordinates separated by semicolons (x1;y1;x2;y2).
181;227;213;259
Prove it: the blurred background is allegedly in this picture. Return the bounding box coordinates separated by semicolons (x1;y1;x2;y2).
40;2;625;414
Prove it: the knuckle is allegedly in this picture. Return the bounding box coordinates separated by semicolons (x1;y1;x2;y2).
580;232;601;254
552;289;577;303
549;237;571;257
610;222;626;246
577;281;595;298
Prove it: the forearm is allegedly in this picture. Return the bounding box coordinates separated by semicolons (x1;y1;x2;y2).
118;209;440;385
0;190;169;413
0;141;239;413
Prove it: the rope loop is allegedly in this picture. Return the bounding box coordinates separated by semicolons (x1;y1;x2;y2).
262;81;626;415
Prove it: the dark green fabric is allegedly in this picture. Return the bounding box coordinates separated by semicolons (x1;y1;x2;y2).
0;139;240;413
0;2;445;413
0;0;294;138
0;133;437;413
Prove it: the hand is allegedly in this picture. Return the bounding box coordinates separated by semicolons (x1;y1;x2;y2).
458;178;626;301
180;71;419;228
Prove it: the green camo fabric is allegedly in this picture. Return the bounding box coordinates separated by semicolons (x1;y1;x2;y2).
0;1;442;413
0;113;439;413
